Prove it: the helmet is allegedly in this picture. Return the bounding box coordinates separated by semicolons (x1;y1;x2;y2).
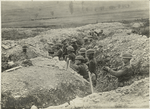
94;46;98;49
75;55;85;60
2;52;7;55
48;42;54;45
84;37;88;40
86;49;95;55
122;53;132;59
88;35;92;38
54;43;62;49
22;45;28;49
67;46;74;51
78;48;86;54
71;38;77;42
88;45;93;49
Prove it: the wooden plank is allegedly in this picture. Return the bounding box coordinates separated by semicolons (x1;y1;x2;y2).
6;66;22;72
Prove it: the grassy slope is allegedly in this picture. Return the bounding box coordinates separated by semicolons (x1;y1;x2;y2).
1;1;149;28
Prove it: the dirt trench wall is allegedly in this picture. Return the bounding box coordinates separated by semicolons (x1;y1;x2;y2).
1;57;91;109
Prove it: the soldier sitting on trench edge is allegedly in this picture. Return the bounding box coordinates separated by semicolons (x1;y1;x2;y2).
103;53;133;87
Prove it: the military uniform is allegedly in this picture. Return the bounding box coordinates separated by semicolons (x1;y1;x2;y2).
87;58;97;76
2;54;9;71
86;49;97;86
62;43;68;59
71;55;89;80
78;48;88;63
54;49;63;60
108;64;133;87
104;53;133;87
71;43;78;55
66;46;76;64
67;53;76;63
72;63;89;80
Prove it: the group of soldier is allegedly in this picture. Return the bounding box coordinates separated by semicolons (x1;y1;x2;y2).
48;33;133;87
2;28;134;88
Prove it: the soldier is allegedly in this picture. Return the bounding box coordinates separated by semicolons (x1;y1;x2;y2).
66;46;76;68
71;38;78;55
22;45;28;59
48;42;54;56
103;53;133;87
87;35;93;43
62;42;68;60
2;52;9;71
71;55;89;80
53;43;63;60
83;37;89;45
86;49;97;86
78;48;88;63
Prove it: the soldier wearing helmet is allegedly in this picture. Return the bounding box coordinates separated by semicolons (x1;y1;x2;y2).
83;37;88;45
48;42;54;56
62;42;68;60
103;53;133;87
78;48;88;63
71;55;89;80
66;46;76;64
53;43;63;60
86;49;97;86
71;38;78;54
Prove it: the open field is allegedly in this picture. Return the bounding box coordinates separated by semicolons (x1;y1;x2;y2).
2;1;149;28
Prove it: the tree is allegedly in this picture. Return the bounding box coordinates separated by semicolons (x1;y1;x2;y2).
69;1;73;14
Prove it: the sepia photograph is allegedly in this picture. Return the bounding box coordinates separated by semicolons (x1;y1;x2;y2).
1;0;149;109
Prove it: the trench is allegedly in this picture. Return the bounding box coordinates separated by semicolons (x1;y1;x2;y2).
1;20;149;109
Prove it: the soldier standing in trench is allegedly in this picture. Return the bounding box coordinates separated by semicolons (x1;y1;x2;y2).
78;48;88;64
86;49;97;87
65;46;76;68
53;43;63;60
48;42;54;56
62;41;68;60
71;38;78;55
103;53;133;87
71;55;89;80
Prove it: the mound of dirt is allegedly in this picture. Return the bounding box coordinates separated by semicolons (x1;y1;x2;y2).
44;77;149;109
1;57;91;109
